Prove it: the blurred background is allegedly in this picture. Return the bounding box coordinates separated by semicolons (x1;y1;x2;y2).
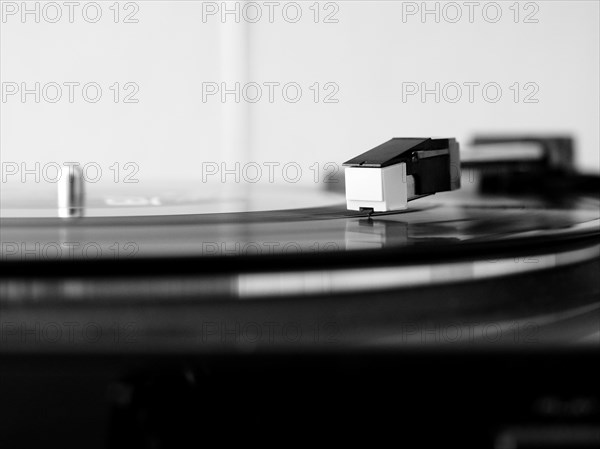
1;0;598;191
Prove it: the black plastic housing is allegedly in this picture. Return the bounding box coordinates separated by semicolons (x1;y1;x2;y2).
343;137;460;196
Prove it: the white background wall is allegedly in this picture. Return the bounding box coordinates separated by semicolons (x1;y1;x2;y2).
1;1;598;191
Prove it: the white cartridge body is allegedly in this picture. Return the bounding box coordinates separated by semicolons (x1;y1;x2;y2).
345;163;415;212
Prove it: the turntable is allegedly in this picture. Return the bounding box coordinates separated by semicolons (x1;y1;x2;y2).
0;135;599;448
1;135;598;349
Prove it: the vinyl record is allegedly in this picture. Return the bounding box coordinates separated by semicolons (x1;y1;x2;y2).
1;175;598;349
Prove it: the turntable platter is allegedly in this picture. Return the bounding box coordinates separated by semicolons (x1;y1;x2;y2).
1;171;599;349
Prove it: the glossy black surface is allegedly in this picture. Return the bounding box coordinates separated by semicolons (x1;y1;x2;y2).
1;186;599;266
